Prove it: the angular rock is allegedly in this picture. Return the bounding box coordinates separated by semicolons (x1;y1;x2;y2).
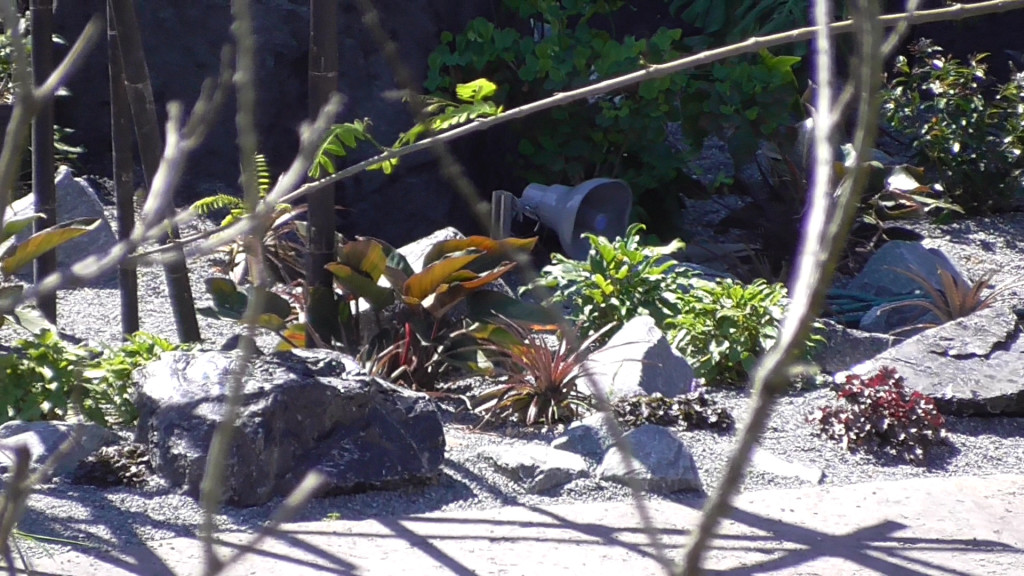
859;301;940;335
0;421;116;479
750;447;825;485
597;424;702;493
812;319;900;374
851;306;1024;416
550;412;620;462
476;444;589;494
4;166;117;280
846;240;964;299
581;316;696;401
134;349;445;507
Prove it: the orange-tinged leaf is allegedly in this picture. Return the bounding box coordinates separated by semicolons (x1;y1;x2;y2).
423;235;537;267
337;239;387;281
0;218;100;275
404;253;479;300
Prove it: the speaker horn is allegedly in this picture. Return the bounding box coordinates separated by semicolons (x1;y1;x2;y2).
514;178;632;260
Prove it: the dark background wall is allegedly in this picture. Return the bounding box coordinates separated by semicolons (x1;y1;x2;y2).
50;1;1024;246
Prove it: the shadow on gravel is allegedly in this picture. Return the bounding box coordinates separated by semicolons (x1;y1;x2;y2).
11;483;1023;575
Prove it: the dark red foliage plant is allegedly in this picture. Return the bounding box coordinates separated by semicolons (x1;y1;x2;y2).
811;366;948;466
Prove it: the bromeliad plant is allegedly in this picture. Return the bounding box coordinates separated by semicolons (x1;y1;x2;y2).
878;267;1020;333
463;320;613;426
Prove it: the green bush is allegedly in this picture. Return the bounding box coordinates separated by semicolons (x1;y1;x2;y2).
524;223;691;342
0;330;93;423
82;332;184;426
426;0;802;237
665;277;804;385
529;224;819;386
0;330;184;427
882;39;1024;214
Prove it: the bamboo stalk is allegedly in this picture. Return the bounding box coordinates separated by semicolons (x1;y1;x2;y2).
30;0;55;322
107;0;201;343
305;0;340;347
107;1;139;337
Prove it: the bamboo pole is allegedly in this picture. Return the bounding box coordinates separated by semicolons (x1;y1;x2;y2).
30;0;55;323
107;1;139;337
107;0;201;343
305;0;340;347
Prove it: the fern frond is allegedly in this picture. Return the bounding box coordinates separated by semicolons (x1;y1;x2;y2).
191;194;244;215
254;153;272;196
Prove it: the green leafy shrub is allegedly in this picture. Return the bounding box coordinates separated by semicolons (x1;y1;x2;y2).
0;330;185;427
0;330;93;423
612;390;734;431
83;332;186;426
812;366;947;466
665;277;806;385
524;223;691;342
882;39;1024;214
426;0;802;237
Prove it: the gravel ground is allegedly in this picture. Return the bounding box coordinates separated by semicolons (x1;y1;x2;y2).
5;206;1024;558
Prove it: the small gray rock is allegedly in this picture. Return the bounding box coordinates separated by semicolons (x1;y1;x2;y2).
0;421;116;479
476;444;589;493
550;412;620;462
581;316;695;401
597;424;702;493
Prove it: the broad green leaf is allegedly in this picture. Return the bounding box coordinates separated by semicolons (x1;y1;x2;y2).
0;218;101;276
456;78;498;102
204;277;248;320
325;262;396;310
464;290;561;331
0;213;41;241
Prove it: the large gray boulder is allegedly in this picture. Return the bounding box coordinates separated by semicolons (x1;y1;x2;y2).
596;424;702;493
844;240;962;333
851;306;1024;416
4;166;117;280
581;316;696;401
134;349;445;507
846;241;965;299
